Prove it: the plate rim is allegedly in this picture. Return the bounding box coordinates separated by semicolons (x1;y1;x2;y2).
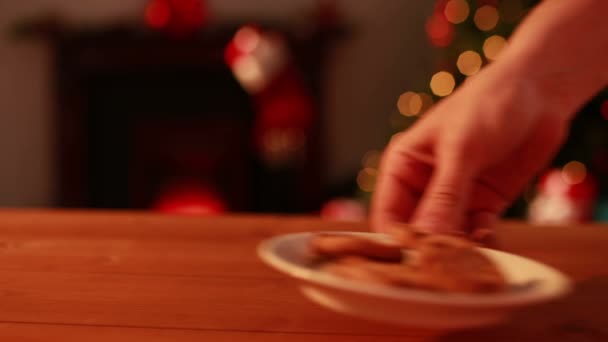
257;231;573;308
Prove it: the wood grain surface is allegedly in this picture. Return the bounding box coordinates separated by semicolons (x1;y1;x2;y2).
0;209;607;341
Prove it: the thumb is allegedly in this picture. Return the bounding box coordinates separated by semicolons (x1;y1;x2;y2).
411;153;474;234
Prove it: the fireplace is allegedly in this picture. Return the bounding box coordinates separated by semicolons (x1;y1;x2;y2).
37;21;342;213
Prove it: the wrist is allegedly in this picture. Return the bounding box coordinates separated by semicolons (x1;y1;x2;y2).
477;59;576;125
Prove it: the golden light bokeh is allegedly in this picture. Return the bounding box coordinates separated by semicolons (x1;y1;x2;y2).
232;56;266;92
408;93;423;115
397;91;423;116
357;167;378;192
561;161;587;185
483;35;507;61
474;5;499;31
397;91;413;116
456;50;482;76
444;0;470;24
430;71;456;97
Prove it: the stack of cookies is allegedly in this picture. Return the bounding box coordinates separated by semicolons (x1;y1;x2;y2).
310;229;506;294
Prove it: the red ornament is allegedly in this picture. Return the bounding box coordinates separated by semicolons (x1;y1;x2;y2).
426;13;454;47
145;0;208;37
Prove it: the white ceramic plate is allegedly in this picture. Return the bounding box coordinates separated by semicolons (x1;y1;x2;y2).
257;232;572;330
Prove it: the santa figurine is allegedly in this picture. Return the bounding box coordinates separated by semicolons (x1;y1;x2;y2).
528;163;598;224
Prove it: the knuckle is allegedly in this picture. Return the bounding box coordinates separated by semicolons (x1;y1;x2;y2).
428;187;461;207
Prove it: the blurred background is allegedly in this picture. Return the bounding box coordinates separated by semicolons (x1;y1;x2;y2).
0;0;606;224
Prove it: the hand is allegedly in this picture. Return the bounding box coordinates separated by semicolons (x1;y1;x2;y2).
371;65;569;235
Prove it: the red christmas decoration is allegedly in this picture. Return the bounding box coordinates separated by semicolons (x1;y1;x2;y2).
225;26;316;168
528;168;598;224
145;0;208;37
253;78;315;167
426;13;455;47
224;25;261;66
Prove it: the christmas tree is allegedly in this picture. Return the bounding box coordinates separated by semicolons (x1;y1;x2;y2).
356;0;608;223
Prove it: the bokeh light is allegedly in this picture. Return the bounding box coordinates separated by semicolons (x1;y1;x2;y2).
233;26;260;53
408;93;423;115
430;71;456;97
444;0;470;24
457;50;483;76
397;91;417;116
357;167;378;192
561;161;587;185
232;56;266;93
397;91;413;116
426;14;454;47
474;5;499;31
483;35;507;61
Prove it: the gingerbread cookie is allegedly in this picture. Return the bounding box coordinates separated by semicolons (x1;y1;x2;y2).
310;233;403;262
311;229;506;294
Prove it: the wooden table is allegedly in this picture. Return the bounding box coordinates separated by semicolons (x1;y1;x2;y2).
0;210;607;341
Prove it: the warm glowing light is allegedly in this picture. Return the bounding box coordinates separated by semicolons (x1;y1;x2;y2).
561;161;587;185
362;150;381;168
398;92;424;116
357;167;378;192
234;26;260;53
154;183;226;216
444;0;470;24
474;5;499;31
457;50;482;76
408;93;423;115
483;35;507;61
232;56;266;93
397;92;414;116
430;71;456;97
